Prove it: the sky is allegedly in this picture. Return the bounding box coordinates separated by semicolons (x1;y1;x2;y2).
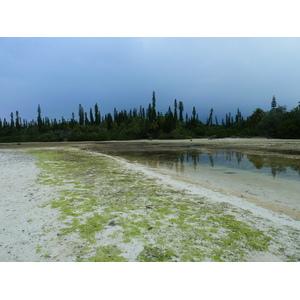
1;37;300;124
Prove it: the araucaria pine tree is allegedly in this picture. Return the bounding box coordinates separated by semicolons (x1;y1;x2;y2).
271;95;277;110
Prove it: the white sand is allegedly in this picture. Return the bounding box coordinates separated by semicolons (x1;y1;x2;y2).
1;148;300;262
0;150;60;261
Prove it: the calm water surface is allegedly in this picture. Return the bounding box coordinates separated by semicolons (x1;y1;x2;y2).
103;147;300;216
108;149;300;181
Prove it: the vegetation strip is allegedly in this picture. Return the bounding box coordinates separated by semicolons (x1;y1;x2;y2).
1;92;300;142
29;147;300;261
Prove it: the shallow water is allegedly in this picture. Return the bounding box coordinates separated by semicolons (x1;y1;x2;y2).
106;149;300;181
104;148;300;218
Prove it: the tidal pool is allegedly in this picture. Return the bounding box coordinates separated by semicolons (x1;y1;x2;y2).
103;148;300;219
104;149;300;180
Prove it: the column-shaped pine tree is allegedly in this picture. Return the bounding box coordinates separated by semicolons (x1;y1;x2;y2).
271;95;277;110
16;111;21;130
90;108;94;125
94;103;100;125
178;101;184;122
174;99;178;121
78;104;84;126
37;104;43;131
10;112;14;128
151;91;157;121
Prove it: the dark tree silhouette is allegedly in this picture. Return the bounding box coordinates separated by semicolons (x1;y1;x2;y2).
271;95;277;110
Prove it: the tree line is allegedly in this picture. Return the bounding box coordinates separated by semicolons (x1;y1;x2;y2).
0;92;300;142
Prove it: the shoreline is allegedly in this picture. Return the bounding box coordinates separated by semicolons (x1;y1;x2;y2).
105;152;300;229
1;141;300;262
77;138;300;221
1;138;300;165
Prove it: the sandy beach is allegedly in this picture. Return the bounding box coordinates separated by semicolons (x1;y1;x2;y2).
1;138;300;262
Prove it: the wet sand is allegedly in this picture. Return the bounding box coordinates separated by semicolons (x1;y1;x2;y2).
2;137;300;158
1;138;300;221
1;138;300;262
78;138;300;220
77;138;300;158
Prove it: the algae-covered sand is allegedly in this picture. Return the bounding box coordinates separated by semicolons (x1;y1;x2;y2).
1;146;300;262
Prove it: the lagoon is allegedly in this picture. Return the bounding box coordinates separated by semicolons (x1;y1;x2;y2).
101;146;300;220
107;149;300;180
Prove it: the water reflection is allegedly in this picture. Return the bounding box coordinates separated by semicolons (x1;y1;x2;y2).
247;155;300;179
110;150;300;180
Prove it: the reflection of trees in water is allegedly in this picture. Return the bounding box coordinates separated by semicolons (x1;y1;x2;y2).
290;164;300;176
208;153;214;167
146;151;299;178
179;155;185;173
230;151;244;164
225;151;233;162
193;153;200;170
218;151;244;165
247;155;300;178
139;151;187;173
267;162;287;178
118;150;300;179
235;152;244;165
185;151;298;178
185;151;201;171
247;155;265;170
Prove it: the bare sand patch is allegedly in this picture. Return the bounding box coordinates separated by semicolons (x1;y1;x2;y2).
0;150;60;261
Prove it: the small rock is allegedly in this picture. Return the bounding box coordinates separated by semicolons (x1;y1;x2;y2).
108;220;117;226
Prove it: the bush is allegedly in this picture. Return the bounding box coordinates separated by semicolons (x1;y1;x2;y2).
276;119;300;138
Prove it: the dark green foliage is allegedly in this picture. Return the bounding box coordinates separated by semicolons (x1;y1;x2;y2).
206;108;214;126
1;94;300;142
178;101;184;122
94;103;100;125
151;91;157;121
174;99;178;121
271;95;277;110
259;106;287;137
277;114;300;138
89;108;94;125
78;104;84;126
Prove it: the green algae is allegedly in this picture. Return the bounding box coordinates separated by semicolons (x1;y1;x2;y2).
58;212;110;244
28;147;292;262
86;245;128;262
138;246;175;262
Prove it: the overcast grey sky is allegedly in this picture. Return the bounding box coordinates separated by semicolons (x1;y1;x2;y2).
1;37;300;123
